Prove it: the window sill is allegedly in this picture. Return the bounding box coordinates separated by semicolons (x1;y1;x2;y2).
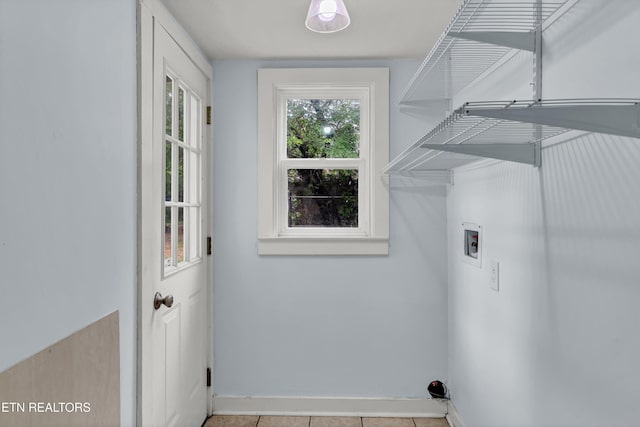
258;237;389;256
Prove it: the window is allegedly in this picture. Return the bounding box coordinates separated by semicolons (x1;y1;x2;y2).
258;68;389;255
164;71;202;273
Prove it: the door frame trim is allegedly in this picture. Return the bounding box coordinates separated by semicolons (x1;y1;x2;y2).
137;1;213;424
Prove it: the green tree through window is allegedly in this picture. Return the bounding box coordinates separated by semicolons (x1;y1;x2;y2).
286;99;360;227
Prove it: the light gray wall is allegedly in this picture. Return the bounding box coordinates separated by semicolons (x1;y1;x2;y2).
211;60;449;398
0;1;137;426
447;1;640;426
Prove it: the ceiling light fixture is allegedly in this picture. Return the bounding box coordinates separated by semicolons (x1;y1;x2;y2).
305;0;351;33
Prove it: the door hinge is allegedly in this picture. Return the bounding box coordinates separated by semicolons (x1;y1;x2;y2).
207;236;212;256
206;367;212;388
206;106;212;125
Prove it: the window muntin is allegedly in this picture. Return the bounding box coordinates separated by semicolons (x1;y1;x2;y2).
164;69;202;273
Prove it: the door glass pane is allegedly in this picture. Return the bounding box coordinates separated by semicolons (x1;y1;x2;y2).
178;88;185;142
165;207;172;266
165;141;172;201
287;99;360;159
178;147;185;202
190;151;199;204
165;76;173;136
177;207;185;264
288;168;358;227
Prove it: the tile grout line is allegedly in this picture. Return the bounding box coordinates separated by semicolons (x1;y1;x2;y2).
208;415;450;427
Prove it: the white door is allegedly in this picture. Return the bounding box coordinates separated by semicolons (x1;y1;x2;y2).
139;9;210;426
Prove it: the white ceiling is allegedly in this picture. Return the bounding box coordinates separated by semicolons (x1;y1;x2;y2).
160;0;464;60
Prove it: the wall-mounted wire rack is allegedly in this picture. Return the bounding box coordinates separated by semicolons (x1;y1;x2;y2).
383;99;640;184
399;0;568;106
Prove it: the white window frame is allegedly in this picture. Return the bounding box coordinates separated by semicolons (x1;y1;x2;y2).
258;68;389;255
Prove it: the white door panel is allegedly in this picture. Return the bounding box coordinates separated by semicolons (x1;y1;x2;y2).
142;19;209;427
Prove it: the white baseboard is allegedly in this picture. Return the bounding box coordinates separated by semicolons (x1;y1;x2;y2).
213;396;448;418
446;401;466;427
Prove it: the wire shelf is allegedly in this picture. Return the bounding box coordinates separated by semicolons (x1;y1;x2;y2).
399;0;568;104
384;99;640;175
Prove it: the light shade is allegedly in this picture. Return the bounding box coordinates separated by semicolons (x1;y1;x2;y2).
305;0;351;33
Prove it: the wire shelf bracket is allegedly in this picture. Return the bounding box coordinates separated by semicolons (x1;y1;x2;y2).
466;101;640;139
421;142;539;165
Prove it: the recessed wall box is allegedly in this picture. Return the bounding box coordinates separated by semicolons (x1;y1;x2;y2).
462;222;481;267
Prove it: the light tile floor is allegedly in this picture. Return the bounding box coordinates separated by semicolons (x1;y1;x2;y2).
204;415;449;427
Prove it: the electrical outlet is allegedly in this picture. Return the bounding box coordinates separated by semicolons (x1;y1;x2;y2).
490;260;499;291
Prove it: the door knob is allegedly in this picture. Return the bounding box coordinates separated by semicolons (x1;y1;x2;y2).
154;292;174;310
